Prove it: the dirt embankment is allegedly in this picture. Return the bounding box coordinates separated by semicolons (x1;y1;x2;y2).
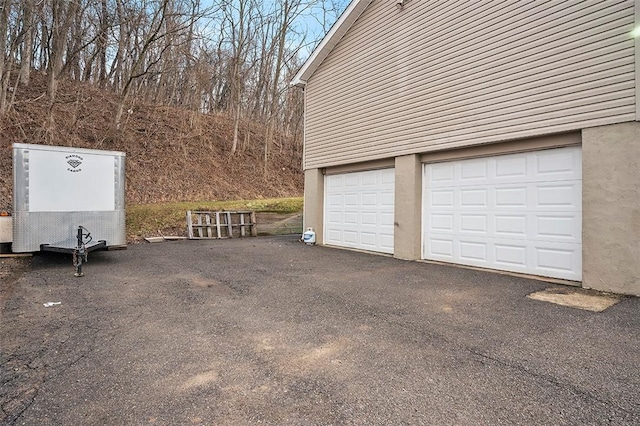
0;74;303;211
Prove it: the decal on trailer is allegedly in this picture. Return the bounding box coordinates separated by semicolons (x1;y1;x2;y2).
66;154;83;172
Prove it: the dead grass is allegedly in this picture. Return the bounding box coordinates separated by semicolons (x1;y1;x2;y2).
127;197;303;241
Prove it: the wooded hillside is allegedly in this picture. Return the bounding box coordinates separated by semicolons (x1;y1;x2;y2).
0;72;304;211
0;0;347;210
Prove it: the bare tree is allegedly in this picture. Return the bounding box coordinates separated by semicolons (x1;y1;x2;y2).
0;0;11;113
19;0;34;84
221;0;258;154
0;0;349;158
47;0;79;102
112;0;204;128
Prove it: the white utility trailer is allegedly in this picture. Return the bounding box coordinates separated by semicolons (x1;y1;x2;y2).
13;143;126;275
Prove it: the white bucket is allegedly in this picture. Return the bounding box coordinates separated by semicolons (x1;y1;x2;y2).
302;227;316;245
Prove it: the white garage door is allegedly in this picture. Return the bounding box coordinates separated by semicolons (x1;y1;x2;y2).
324;168;395;254
422;147;582;281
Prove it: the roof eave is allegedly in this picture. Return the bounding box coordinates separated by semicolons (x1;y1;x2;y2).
291;0;373;88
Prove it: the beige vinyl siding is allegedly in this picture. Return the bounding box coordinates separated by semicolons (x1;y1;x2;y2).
304;0;636;169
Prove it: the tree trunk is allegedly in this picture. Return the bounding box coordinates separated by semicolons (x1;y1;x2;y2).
98;0;108;87
47;0;79;102
19;0;34;84
231;93;241;154
0;0;10;113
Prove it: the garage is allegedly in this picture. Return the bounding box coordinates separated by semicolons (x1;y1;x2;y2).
324;168;395;254
422;147;582;281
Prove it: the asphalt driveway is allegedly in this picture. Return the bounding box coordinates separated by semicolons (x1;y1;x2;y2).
1;236;639;425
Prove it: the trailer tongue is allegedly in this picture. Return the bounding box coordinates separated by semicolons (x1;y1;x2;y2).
39;226;107;277
12;143;126;276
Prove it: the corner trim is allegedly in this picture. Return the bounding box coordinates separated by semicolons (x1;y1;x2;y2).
635;0;640;120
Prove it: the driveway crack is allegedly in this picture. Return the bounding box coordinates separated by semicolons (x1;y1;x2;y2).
469;348;637;417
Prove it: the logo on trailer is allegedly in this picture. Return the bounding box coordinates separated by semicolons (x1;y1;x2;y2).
66;154;83;173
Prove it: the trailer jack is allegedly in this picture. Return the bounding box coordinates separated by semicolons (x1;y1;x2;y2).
41;226;107;277
73;226;90;277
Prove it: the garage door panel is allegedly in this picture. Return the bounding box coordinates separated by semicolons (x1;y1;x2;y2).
429;213;455;232
429;163;455;184
381;192;394;206
459;240;488;262
494;243;528;268
381;168;396;184
328;211;342;224
495;186;528;208
428;238;455;259
460;188;488;208
344;193;358;206
325;168;395;254
535;213;581;242
379;233;394;252
535;182;581;209
343;230;358;244
423;147;582;281
431;190;455;208
328;193;342;207
345;173;359;186
426;235;581;280
430;211;580;243
380;211;395;227
461;160;488;182
327;175;344;189
460;214;488;233
360;232;377;247
533;148;582;180
344;211;358;225
494;214;528;237
534;242;581;280
361;171;378;186
427;149;581;188
326;229;342;244
536;248;574;272
361;212;377;226
361;193;378;206
495;155;527;179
